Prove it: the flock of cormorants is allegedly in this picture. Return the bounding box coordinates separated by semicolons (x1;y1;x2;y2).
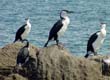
13;10;106;68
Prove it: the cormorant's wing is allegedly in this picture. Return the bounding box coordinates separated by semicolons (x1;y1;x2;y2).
17;47;29;64
87;31;100;48
49;20;63;37
16;24;27;37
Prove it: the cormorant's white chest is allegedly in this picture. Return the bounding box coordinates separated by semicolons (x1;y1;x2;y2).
58;17;70;36
21;22;31;39
92;28;106;52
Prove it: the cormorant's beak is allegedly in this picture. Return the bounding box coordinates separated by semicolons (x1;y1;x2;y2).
100;22;106;26
68;11;74;13
101;22;106;25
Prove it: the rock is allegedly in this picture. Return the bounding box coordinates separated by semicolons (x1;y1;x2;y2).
0;43;110;80
0;42;38;67
0;42;38;80
4;74;28;80
25;45;106;80
102;58;110;76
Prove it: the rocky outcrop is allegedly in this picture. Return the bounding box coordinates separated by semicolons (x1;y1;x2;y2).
0;42;38;80
0;43;110;80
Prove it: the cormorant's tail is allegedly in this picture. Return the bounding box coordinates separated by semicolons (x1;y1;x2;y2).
84;51;94;58
13;37;19;43
84;53;89;58
13;39;17;43
44;40;49;47
13;36;22;43
13;35;18;43
44;34;54;47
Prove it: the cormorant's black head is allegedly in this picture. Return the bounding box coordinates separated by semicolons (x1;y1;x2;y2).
60;10;73;19
22;39;29;48
61;10;74;13
25;18;30;22
25;17;29;20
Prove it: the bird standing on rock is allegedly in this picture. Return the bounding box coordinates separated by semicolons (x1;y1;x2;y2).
44;10;73;47
16;39;30;67
14;18;31;42
85;23;106;58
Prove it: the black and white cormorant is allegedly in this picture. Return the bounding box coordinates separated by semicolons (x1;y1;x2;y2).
44;10;73;47
14;18;31;42
85;23;106;58
16;39;30;67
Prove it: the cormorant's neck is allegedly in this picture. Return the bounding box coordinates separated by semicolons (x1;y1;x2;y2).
60;17;64;20
60;16;69;20
26;20;30;24
101;26;106;31
25;41;29;48
100;25;106;37
101;24;106;30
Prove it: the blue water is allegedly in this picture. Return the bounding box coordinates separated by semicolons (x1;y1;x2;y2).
0;0;110;56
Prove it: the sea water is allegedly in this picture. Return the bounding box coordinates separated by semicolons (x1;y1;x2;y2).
0;0;110;56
